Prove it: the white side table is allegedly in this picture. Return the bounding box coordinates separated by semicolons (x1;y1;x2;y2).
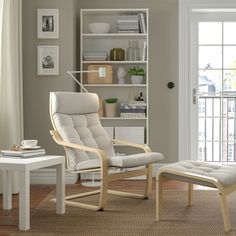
0;155;65;231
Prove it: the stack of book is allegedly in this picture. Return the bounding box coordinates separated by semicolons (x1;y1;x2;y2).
117;12;146;34
120;101;147;118
1;148;46;158
83;51;107;61
117;14;140;33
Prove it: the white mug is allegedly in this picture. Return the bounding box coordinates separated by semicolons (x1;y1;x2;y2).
21;139;38;147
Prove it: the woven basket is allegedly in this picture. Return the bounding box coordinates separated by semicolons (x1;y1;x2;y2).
87;65;113;84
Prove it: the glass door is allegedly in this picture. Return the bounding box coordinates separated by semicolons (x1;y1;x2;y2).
192;14;236;163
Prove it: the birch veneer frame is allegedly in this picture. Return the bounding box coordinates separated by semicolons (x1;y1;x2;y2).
50;130;153;211
156;169;236;233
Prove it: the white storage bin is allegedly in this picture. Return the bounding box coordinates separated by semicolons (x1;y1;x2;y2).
104;127;114;139
115;127;145;144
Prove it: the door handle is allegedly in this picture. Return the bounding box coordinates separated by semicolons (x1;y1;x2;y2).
192;88;197;104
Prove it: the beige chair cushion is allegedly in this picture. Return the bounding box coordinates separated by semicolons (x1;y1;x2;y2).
159;160;236;187
76;152;164;170
50;92;115;170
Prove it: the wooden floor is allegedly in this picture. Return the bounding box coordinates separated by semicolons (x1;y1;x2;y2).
0;179;210;236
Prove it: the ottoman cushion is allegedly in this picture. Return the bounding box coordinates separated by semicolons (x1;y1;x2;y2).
159;160;236;187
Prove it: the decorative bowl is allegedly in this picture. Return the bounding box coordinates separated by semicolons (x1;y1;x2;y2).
89;22;111;34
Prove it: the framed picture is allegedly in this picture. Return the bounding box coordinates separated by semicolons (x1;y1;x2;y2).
37;9;59;39
37;45;59;75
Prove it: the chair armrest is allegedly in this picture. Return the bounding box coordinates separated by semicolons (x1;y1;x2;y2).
112;139;151;153
50;130;108;164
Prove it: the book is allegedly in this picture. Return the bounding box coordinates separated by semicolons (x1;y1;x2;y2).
1;149;46;157
142;41;147;61
139;13;146;34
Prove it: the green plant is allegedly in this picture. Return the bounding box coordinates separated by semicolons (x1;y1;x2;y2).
127;66;145;76
104;97;118;103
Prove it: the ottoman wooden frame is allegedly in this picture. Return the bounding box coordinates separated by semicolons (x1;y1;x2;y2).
156;167;236;233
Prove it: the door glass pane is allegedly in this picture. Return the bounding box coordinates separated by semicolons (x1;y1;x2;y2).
199;70;222;94
198;142;205;161
198;98;205;116
224;46;236;69
213;142;220;162
199;22;222;45
222;141;227;162
198;117;205;140
206;118;213;140
228;118;235;140
224;22;236;44
199;46;222;69
206;142;212;161
213;118;220;140
223;70;236;92
227;142;235;162
227;98;236;116
206;99;213;116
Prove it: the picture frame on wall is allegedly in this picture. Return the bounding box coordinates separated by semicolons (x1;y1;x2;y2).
37;9;59;39
37;45;59;75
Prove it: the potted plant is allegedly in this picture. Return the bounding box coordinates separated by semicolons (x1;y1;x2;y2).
128;66;145;84
104;97;118;117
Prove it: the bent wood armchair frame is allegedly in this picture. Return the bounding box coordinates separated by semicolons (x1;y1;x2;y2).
156;168;236;233
50;130;153;211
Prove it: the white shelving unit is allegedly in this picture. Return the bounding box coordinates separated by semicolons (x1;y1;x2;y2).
80;8;149;147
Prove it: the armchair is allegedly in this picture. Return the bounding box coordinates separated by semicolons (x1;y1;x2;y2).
49;92;163;210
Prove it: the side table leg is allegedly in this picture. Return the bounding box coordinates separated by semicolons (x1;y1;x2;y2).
19;171;30;231
56;161;65;214
3;170;12;210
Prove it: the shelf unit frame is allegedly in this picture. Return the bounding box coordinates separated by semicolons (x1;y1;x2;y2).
80;8;149;145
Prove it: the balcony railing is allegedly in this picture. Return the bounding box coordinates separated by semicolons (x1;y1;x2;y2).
198;94;236;163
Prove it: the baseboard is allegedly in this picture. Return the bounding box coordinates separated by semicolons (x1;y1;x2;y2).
30;168;78;184
81;163;167;181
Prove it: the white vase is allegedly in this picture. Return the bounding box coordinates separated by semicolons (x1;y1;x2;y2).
131;75;144;84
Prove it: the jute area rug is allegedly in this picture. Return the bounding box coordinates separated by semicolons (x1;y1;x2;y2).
10;187;236;236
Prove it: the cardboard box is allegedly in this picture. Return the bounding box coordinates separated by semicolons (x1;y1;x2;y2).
87;64;112;84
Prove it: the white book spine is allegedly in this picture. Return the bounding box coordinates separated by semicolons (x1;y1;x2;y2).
142;41;147;61
140;13;146;34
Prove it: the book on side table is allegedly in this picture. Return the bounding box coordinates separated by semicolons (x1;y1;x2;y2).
1;148;46;158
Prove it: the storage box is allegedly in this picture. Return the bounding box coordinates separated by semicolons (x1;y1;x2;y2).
114;127;145;144
120;102;146;118
87;65;112;84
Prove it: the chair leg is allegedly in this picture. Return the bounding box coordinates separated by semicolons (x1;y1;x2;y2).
144;164;153;198
51;169;109;211
98;169;108;210
108;165;153;199
156;176;163;222
188;183;193;206
218;191;231;233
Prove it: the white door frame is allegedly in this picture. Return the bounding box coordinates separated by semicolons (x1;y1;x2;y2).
178;0;236;161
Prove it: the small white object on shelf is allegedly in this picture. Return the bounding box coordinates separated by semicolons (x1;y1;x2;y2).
89;22;111;34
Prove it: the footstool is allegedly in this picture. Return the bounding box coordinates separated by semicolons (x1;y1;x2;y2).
156;160;236;232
